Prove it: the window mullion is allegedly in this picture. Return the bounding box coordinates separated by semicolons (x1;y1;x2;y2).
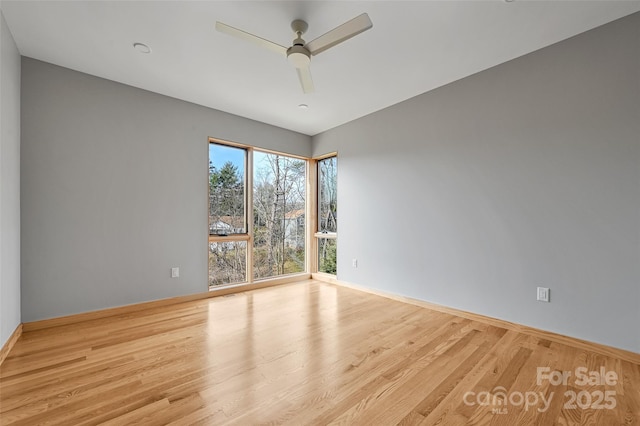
247;147;254;283
307;159;318;274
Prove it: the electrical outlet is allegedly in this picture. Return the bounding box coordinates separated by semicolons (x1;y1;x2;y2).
537;287;550;302
352;258;358;268
171;267;180;278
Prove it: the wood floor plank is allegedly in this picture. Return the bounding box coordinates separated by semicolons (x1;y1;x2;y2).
418;328;523;425
0;280;638;425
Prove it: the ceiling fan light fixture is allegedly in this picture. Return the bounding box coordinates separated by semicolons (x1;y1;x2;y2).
287;46;311;68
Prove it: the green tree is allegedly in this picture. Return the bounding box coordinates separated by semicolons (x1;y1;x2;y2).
209;160;245;233
319;239;337;274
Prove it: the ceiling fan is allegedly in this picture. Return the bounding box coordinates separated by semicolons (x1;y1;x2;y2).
215;13;373;94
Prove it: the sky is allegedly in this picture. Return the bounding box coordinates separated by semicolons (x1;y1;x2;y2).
209;143;245;178
209;143;306;182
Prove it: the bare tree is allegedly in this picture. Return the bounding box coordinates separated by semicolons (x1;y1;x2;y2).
253;153;305;278
318;157;337;273
319;157;337;232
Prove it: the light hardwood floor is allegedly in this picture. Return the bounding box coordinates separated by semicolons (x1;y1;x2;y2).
1;280;638;425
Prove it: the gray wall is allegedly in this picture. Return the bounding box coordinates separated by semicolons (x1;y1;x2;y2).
0;10;21;348
313;13;640;353
21;58;310;322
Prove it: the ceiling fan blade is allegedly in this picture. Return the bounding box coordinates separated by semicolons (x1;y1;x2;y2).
296;66;314;94
306;13;372;56
215;21;287;56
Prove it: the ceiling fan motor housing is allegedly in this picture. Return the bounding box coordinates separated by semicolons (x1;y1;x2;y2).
287;45;311;68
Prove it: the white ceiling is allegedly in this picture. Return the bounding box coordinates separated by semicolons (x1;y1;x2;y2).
2;1;639;136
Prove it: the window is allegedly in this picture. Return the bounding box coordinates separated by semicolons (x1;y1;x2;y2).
317;156;337;274
209;143;248;287
318;237;336;274
209;144;246;235
209;241;247;286
208;139;307;288
253;151;306;279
